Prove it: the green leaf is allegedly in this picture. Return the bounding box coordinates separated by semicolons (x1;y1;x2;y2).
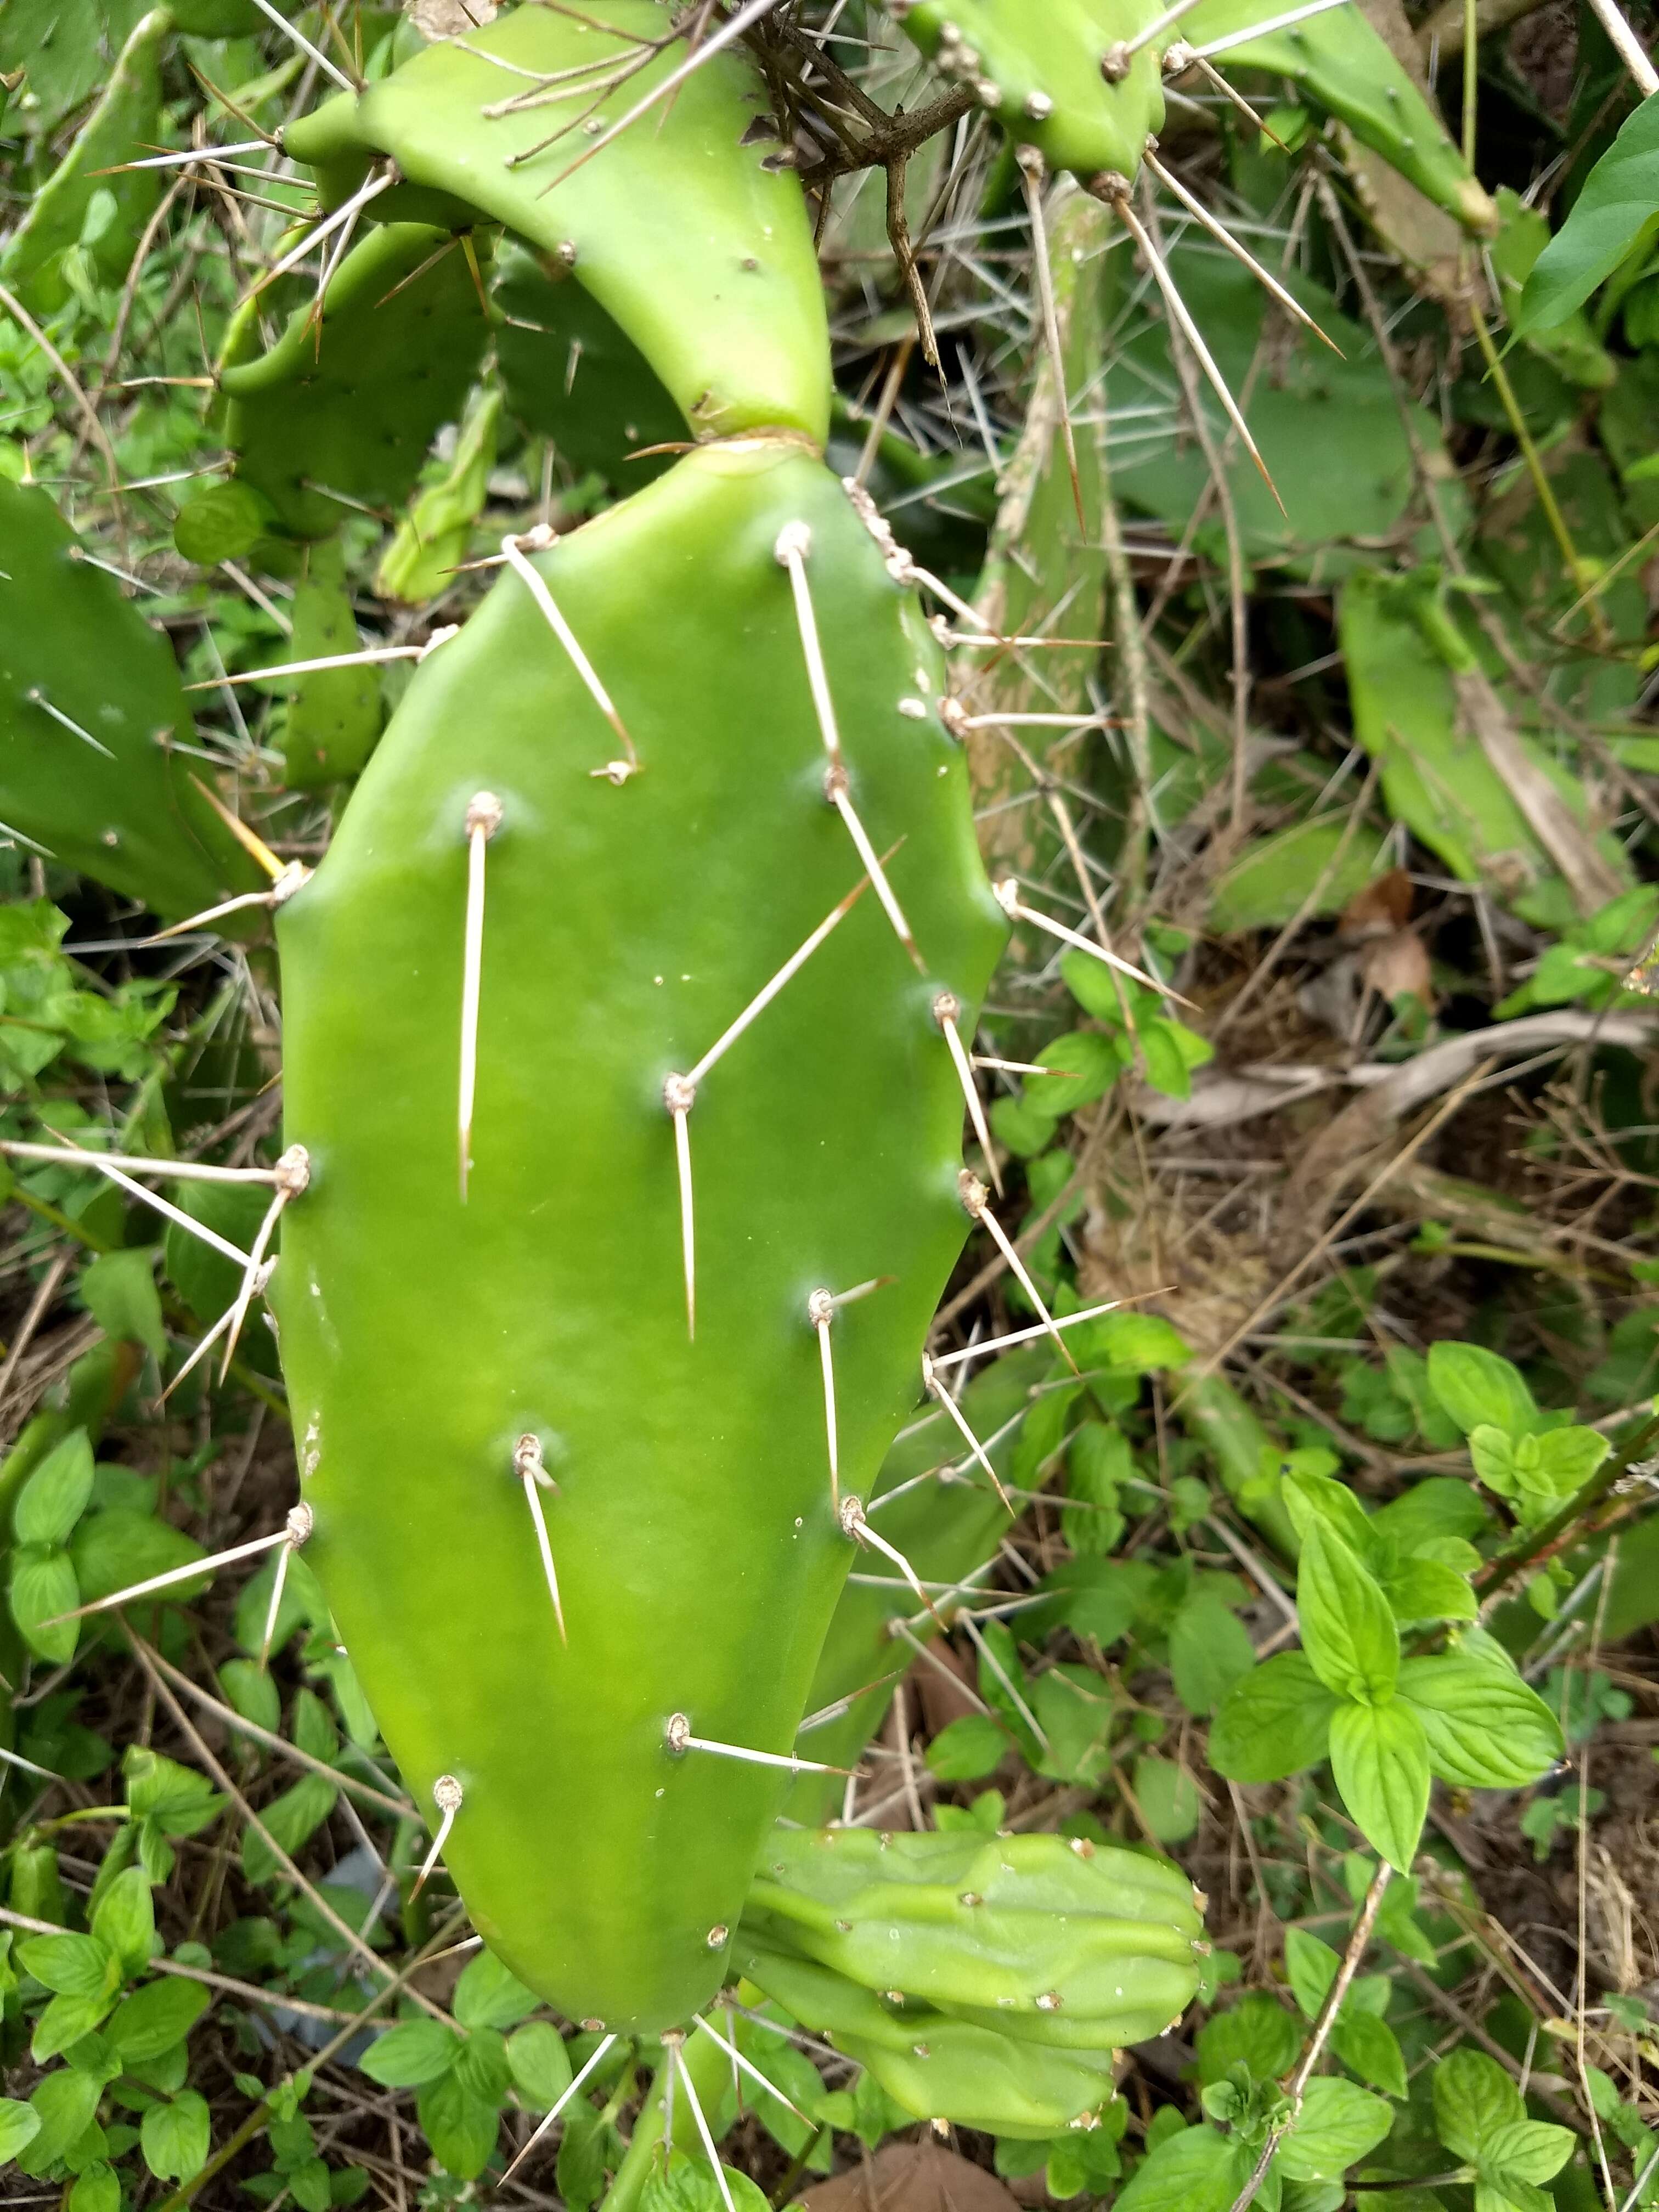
1281;1468;1380;1566
1131;1752;1201;1842
1210;1653;1339;1782
1170;1591;1256;1717
0;2097;42;2161
1531;1425;1610;1492
13;1429;94;1547
1383;1558;1476;1626
1139;1018;1213;1101
242;1773;338;1885
105;1977;211;2063
1329;1700;1430;1871
641;2155;770;2212
140;2090;211;2183
33;1986;120;2062
1517;94;1659;332
1433;2049;1522;2162
1482;2120;1575;2186
79;1247;166;1362
1025;1030;1125;1116
454;1948;541;2032
360;2017;461;2088
1297;1524;1400;1703
1277;2078;1393;2180
1114;2124;1254;2212
18;2067;101;2175
1330;2011;1408;2098
19;1930;117;1997
1283;1928;1340;2020
11;1543;80;1665
123;1746;224;1836
1195;1991;1301;2086
454;2024;512;2106
173;482;270;566
74;1510;206;1617
1426;1344;1537;1441
417;2070;501;2181
92;1866;156;1976
506;2022;573;2111
1398;1654;1564;1788
924;1714;1008;1780
70;2158;121;2212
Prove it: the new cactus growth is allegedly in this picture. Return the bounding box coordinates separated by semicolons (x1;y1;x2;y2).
276;442;1007;2033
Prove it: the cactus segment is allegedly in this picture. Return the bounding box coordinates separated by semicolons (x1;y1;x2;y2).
283;2;830;446
219;223;493;542
276;443;1007;2035
0;480;264;919
746;1827;1204;2049
1177;0;1497;233
0;7;170;314
890;0;1167;178
376;386;503;607
495;244;682;490
278;538;383;786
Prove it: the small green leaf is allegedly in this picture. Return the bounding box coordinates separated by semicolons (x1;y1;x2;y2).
18;2067;101;2174
33;1986;120;2062
18;1930;118;1997
140;2089;211;2183
92;1865;156;1977
1297;1524;1399;1704
69;2158;120;2212
1398;1654;1564;1788
1433;2049;1522;2162
0;2097;42;2161
1330;2010;1408;2098
1329;1699;1430;1871
1482;2119;1575;2186
1283;1928;1340;2021
105;1977;211;2063
417;2070;501;2181
360;2017;461;2088
79;1247;166;1362
1210;1652;1339;1783
506;2022;573;2111
1169;1592;1256;1717
1195;1991;1301;2087
173;481;270;565
1426;1344;1537;1441
10;1543;80;1665
242;1773;338;1885
1383;1556;1476;1626
1113;2124;1253;2212
1131;1752;1201;1842
1517;94;1659;332
1277;2078;1393;2180
924;1713;1009;1780
13;1430;94;1547
454;1947;541;2032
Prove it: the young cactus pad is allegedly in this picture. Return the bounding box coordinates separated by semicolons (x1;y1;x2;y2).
0;480;263;919
889;0;1168;178
283;0;830;448
275;443;1007;2034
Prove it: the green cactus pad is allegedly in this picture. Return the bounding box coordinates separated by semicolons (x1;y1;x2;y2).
746;1827;1204;2049
495;242;682;489
0;5;170;313
733;1936;1122;2136
276;443;1006;2035
219;222;493;541
0;480;264;919
283;1;830;445
1180;0;1496;233
891;0;1167;179
280;537;383;787
376;385;503;607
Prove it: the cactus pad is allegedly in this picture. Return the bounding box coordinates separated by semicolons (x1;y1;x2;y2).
890;0;1167;179
219;222;493;542
280;537;383;786
276;443;1006;2034
283;1;830;447
0;479;263;919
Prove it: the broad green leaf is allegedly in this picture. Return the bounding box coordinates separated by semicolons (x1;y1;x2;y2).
1330;2011;1408;2098
1426;1345;1537;1441
1482;2120;1575;2186
1468;1427;1519;1499
1280;1469;1379;1566
1517;94;1659;332
18;1930;117;1997
507;2022;573;2110
1297;1524;1399;1703
11;1543;80;1665
33;1986;120;2062
1210;1653;1339;1782
92;1865;156;1976
74;1509;206;1615
105;1977;211;2063
454;1948;541;2032
1383;1557;1476;1626
0;2097;42;2160
1531;1425;1610;1491
1398;1655;1564;1788
1170;1591;1256;1717
79;1246;166;1362
641;2154;771;2212
242;1773;338;1884
13;1429;94;1547
1329;1700;1430;1871
360;2016;461;2088
1195;1991;1301;2087
925;1714;1009;1780
417;2070;501;2181
1114;2124;1254;2212
1434;2049;1522;2162
1283;1928;1340;2020
1277;2078;1393;2180
69;2164;121;2212
17;2067;101;2175
140;2090;211;2183
1131;1752;1201;1842
123;1746;224;1836
454;2024;512;2106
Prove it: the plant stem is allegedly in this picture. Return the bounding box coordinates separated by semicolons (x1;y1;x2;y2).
1474;1409;1659;1604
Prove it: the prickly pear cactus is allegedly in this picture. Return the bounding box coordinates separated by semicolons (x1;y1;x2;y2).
276;443;1007;2034
284;0;830;448
219;222;494;542
0;479;263;919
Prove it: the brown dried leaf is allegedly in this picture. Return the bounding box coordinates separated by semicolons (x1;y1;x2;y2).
798;2142;1023;2212
1360;927;1434;1007
1340;866;1414;936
